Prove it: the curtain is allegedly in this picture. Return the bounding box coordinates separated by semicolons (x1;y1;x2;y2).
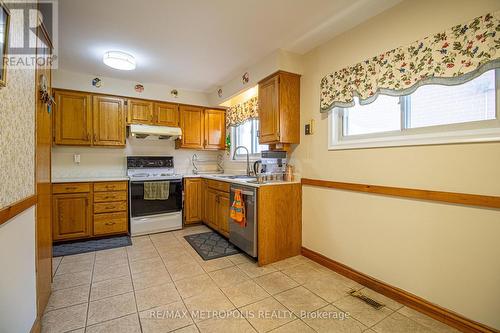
319;11;500;112
226;96;259;127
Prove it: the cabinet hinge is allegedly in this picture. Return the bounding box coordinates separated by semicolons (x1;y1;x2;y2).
124;100;128;106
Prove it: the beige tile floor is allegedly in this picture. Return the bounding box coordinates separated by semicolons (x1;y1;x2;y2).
45;225;459;333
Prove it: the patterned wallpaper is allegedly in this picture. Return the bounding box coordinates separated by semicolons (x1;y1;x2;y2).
0;9;36;208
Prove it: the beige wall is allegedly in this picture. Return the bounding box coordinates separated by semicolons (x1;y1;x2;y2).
53;69;210;107
292;0;500;329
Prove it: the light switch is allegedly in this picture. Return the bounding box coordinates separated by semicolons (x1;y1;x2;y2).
74;154;81;164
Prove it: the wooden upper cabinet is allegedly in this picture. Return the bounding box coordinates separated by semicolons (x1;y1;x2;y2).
127;99;154;124
54;90;92;145
154;102;179;127
204;109;226;150
53;192;92;241
93;95;126;146
258;71;301;145
179;105;204;149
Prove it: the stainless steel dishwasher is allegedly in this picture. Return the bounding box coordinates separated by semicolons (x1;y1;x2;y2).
229;184;257;257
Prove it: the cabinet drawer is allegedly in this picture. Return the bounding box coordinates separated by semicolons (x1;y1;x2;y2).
53;183;91;194
94;191;128;203
94;182;128;192
94;212;128;235
207;180;230;192
94;201;127;214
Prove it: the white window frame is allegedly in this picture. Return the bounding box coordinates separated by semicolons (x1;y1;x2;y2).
231;119;263;161
329;69;500;150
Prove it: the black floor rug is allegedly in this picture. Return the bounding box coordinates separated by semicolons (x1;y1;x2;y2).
53;236;132;257
184;232;240;260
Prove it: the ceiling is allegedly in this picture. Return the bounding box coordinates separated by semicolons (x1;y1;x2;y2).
58;0;401;92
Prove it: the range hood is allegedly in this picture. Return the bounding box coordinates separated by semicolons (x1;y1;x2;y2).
129;124;182;140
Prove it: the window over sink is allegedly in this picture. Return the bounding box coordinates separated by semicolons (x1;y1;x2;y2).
232;119;268;158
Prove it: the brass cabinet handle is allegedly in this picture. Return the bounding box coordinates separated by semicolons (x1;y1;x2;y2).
105;205;116;210
65;186;77;190
93;133;97;142
105;222;116;226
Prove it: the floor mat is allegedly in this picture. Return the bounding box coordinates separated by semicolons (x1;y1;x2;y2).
53;236;132;257
184;232;240;260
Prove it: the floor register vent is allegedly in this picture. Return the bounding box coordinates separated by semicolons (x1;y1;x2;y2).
349;290;385;310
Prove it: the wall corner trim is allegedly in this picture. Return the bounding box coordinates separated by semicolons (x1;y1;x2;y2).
30;317;40;333
301;247;498;333
0;195;38;226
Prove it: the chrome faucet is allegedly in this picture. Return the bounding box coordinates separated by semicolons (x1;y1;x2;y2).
233;146;252;176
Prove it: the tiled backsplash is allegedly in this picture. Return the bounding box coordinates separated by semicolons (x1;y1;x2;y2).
51;138;225;179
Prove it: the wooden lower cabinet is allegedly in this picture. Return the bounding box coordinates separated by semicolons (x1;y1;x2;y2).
52;181;128;242
53;192;92;241
204;188;219;229
196;179;230;237
184;178;202;224
94;212;128;236
184;178;230;236
217;192;230;236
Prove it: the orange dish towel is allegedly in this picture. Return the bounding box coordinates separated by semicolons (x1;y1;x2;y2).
230;189;246;227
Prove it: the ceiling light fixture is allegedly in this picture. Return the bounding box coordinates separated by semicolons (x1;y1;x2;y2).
103;51;136;70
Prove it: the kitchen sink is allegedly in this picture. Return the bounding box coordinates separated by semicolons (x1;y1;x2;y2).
217;175;255;180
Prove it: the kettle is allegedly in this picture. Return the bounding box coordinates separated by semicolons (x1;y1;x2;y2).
253;160;262;176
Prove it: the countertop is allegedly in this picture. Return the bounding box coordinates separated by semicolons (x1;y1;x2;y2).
52;176;130;183
52;174;300;188
184;174;301;188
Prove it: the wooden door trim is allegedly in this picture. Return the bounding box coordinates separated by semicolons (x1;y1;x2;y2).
0;195;37;226
301;178;500;209
302;247;496;333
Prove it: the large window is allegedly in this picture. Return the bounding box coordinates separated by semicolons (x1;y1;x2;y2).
330;70;500;149
232;119;267;158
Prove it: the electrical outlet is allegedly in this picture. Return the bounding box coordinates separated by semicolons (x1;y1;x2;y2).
305;119;314;135
305;124;311;135
74;154;81;164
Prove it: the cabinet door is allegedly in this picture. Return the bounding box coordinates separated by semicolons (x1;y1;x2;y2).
217;192;230;236
205;188;219;229
93;95;126;146
258;75;280;144
184;178;202;224
53;193;92;241
204;109;226;150
179;106;204;149
54;90;92;145
201;180;208;223
127;99;154;124
155;102;179;127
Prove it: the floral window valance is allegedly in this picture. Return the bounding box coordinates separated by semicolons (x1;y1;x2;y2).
226;96;259;127
319;11;500;112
